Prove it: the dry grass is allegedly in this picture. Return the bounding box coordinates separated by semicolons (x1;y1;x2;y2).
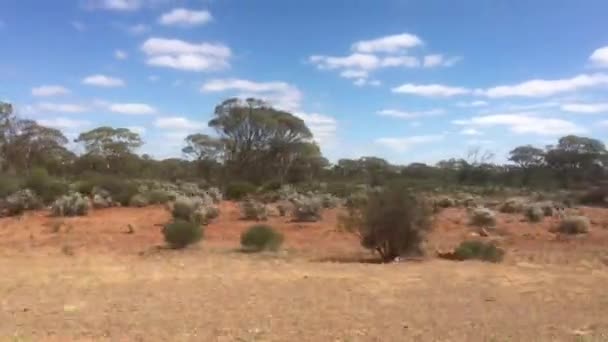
1;202;608;341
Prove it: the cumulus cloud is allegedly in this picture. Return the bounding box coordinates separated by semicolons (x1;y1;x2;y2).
352;33;423;53
392;83;470;97
423;54;461;68
201;78;302;111
453;113;586;135
154;116;206;130
141;37;231;72
340;69;369;79
32;85;70;97
480;73;608;98
460;128;483;135
561;102;608;114
108;103;157;115
82;74;125;87
456;100;488;108
294;112;337;144
159;8;212;27
376;109;444;119
35;102;89;113
38;117;91;129
375;135;444;152
84;0;168;11
590;46;608;68
115;50;128;60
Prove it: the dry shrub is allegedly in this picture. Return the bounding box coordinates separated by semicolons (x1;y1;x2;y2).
240;199;267;221
51;192;89;217
557;216;590;234
292;196;323;222
469;207;496;227
524;205;544;222
452;240;505;263
340;187;432;262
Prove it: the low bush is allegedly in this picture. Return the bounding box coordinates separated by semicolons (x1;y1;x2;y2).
240;199;267;221
469;207;497;227
240;224;284;252
557;216;590;234
436;197;456;208
206;187;223;203
453;240;505;263
129;194;149;207
51;192;89;217
225;181;256;200
146;190;171;204
292;196;323;222
163;220;202;249
172;196;218;224
499;197;526;213
524;205;544;222
3;189;42;216
0;175;20;198
76;175;138;206
537;201;554;216
579;187;608;206
339;186;433;262
24;168;68;204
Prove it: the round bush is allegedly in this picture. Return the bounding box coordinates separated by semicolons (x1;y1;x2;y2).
557;216;590;234
129;194;149;207
163;220;203;249
524;205;544;222
225;181;256;200
453;240;504;263
146;190;171;204
51;193;89;217
240;224;284;252
470;207;496;227
500;198;526;213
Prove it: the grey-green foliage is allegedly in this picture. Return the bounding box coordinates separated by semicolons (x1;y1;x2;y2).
470;207;497;227
240;199;267;221
292;195;323;222
51;192;89;217
92;193;111;209
524;205;544;222
172;196;219;224
129;193;149;207
499;197;527;213
558;216;590;234
3;189;42;216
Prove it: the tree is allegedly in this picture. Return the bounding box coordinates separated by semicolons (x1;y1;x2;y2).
208;98;313;183
509;145;545;185
182;133;224;181
545;135;607;186
74;127;143;174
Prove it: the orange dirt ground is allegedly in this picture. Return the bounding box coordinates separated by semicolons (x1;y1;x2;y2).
2;202;608;341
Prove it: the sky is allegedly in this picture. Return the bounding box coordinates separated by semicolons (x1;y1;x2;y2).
1;0;608;165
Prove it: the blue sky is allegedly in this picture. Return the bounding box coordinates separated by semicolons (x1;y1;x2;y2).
1;0;608;164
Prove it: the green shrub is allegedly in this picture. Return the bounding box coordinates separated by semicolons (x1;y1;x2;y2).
3;189;42;216
436;197;456;208
339;186;432;262
240;224;284;252
453;240;504;263
163;220;203;249
51;193;89;217
24;168;68;204
326;182;358;198
292;196;323;222
172;197;198;222
172;196;218;224
240;199;267;221
524;205;544;222
579;187;608;206
260;180;282;193
470;207;497;227
0;175;20;198
557;216;590;234
92;194;111;209
146;190;171;204
77;175;137;206
225;181;256;200
129;194;149;207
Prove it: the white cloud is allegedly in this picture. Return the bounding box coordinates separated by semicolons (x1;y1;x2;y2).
127;24;149;35
380;56;420;68
480;73;608;98
598;120;608;127
456;100;488;108
392;83;470;97
36;102;89;113
423;54;461;68
590;46;608;68
141;37;231;72
377;109;444;120
115;50;128;60
201;78;302;111
71;21;86;31
561;102;608;113
453;113;586;135
375;135;444;152
154;116;206;130
460;128;483;135
38;117;91;129
85;0;142;11
108;103;157;115
352;33;423;53
353;78;381;87
82;74;125;87
32;85;70;97
310;53;380;71
126;126;146;135
294;112;337;144
159;8;212;27
340;69;368;79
